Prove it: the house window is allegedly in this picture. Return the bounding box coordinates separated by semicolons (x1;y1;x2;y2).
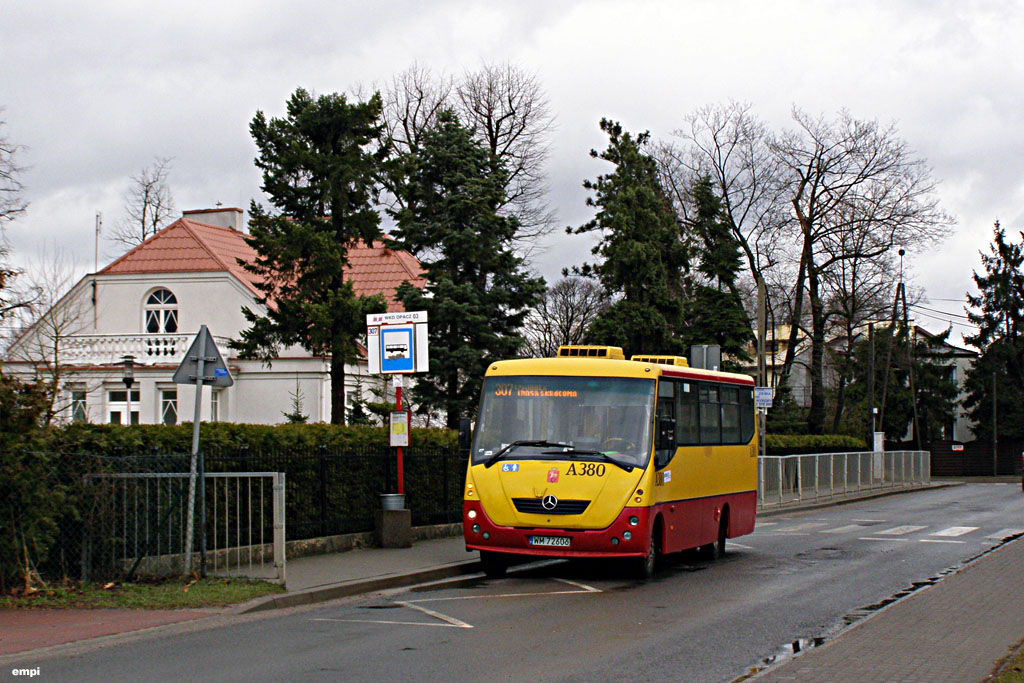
71;391;87;423
145;288;178;333
210;390;220;422
108;389;140;425
161;390;178;426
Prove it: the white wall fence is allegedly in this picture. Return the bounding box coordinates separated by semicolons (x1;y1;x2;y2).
758;451;930;509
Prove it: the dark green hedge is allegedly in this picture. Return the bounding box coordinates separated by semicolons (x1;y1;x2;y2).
765;434;868;455
41;422;458;455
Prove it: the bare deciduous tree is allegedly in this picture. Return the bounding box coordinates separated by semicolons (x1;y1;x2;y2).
771;108;953;433
379;63;556;253
456;63;556;241
1;110;31;327
108;157;175;250
523;276;608;358
658;102;787;286
6;245;92;423
381;63;453;158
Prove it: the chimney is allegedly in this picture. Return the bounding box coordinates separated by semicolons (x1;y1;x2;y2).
182;207;245;231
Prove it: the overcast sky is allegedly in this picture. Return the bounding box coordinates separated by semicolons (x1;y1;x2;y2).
3;0;1022;344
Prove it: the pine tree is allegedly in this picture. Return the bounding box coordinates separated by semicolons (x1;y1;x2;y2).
963;223;1024;440
391;110;544;428
569;119;689;356
682;176;754;367
232;88;388;424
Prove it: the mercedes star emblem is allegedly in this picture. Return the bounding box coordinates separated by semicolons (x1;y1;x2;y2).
541;494;558;511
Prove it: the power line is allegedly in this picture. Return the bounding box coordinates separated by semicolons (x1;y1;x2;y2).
909;303;973;322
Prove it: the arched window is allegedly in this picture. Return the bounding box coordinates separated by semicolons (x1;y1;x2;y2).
144;288;178;333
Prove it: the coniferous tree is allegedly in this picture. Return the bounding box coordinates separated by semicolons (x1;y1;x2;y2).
569;119;689;356
391;110;544;428
963;223;1024;440
232;88;387;424
682;176;754;368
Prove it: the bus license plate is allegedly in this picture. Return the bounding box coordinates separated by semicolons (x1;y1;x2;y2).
529;535;570;547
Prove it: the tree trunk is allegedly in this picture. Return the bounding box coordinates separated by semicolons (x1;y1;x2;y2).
330;350;346;425
807;259;826;435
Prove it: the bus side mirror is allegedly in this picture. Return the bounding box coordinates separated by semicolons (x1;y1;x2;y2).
657;417;676;450
458;417;472;458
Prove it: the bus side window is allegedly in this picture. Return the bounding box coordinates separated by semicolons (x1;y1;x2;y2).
655;379;676;469
676;382;699;445
721;386;740;443
699;383;721;444
740;387;755;443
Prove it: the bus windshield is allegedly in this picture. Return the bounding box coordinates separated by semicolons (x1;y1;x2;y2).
472;375;656;468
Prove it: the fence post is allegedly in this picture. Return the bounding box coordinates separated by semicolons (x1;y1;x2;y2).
199;451;207;579
777;458;783;504
814;455;820;500
273;472;286;586
318;446;328;537
843;453;848;495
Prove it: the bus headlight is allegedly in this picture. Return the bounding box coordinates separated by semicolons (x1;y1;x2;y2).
482;532;490;540
467;509;477;519
472;524;481;533
629;516;639;526
610;537;619;546
622;531;632;540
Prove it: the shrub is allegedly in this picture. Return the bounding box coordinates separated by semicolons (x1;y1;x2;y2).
765;433;867;455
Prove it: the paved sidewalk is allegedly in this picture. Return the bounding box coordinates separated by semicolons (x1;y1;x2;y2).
758;535;1024;682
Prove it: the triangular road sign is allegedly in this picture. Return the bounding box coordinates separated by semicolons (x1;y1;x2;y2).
172;325;234;387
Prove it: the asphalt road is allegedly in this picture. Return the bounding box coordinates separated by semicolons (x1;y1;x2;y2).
24;483;1024;683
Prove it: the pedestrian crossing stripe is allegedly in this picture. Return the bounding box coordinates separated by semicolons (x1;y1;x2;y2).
931;526;978;537
877;525;927;535
820;524;867;534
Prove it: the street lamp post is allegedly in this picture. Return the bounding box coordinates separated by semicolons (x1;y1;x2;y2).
122;355;135;426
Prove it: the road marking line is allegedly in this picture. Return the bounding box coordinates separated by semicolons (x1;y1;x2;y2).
986;529;1024;539
396;601;473;628
756;522;778;526
931;526;978;537
775;522;829;532
860;537;910;542
920;539;966;544
877;525;927;535
406;589;595;603
820;524;867;534
851;519;887;523
727;542;754;550
553;577;601;592
313;617;469;629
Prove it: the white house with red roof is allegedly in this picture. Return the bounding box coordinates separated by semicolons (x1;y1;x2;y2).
2;208;424;425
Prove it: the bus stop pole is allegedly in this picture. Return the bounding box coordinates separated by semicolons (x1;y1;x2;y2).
396;381;404;495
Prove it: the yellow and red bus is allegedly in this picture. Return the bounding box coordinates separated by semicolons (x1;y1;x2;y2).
461;345;757;578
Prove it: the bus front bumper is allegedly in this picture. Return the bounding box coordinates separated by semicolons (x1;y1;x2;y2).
463;500;651;558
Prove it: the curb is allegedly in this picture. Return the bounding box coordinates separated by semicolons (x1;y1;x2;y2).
233;559;482;614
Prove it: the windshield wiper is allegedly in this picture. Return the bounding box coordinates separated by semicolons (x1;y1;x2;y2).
540;448;635;472
483;440;572;468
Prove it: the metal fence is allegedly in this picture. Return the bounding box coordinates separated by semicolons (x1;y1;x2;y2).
758;451;930;508
78;461;286;583
25;447;464;584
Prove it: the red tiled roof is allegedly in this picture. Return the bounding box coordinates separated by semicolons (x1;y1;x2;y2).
100;217;425;312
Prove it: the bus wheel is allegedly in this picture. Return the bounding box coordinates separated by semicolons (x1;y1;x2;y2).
637;533;657;579
715;510;729;558
480;551;507;579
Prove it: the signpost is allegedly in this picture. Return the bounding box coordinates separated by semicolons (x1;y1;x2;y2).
754;387;773;458
173;325;233;578
367;312;428;498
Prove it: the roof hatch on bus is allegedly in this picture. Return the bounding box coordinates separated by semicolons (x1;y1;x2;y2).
556;345;625;359
630;355;690;367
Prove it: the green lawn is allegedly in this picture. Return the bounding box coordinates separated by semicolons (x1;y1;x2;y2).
2;577;284;610
995;643;1024;683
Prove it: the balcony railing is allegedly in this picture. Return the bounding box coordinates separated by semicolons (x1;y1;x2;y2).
61;334;234;366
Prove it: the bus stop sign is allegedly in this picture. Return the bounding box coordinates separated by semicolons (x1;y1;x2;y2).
754;386;773;409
